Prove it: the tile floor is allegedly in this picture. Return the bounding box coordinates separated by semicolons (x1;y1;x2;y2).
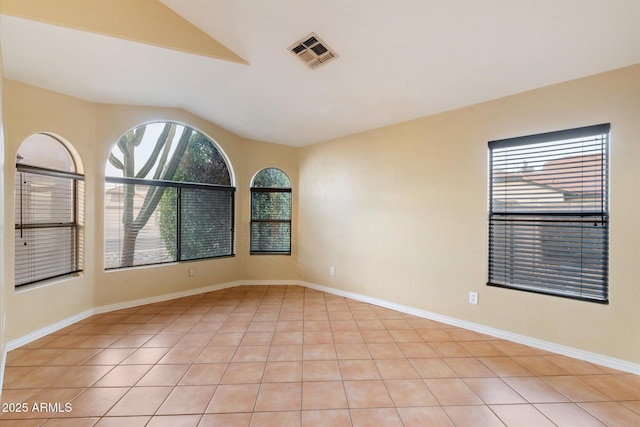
1;285;639;426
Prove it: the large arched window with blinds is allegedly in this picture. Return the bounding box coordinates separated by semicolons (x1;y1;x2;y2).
105;122;235;269
250;168;292;255
15;134;84;287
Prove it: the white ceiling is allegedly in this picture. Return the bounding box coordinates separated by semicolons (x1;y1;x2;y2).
1;0;639;146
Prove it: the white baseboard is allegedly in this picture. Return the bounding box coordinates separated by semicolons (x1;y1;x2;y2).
5;280;639;375
301;281;640;375
0;346;6;394
6;280;243;351
94;281;242;314
6;309;94;351
240;280;300;286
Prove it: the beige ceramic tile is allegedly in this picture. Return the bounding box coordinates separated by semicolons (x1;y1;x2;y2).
262;361;303;383
106;387;173;416
425;378;483;406
535;403;606;427
156;385;216;415
179;363;228;386
343;380;393;408
397;407;454;427
384;379;439;407
302;360;342;382
302;381;348;410
350;408;403;427
579;402;640;427
463;377;526;404
219;362;265;384
254;383;302;412
339;360;381;381
443;405;505;427
205;384;260;413
248;411;300;427
490;404;556;427
503;377;570;403
301;409;351;427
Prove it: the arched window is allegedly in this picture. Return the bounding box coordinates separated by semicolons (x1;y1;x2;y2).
105;122;235;269
15;134;84;287
250;168;292;255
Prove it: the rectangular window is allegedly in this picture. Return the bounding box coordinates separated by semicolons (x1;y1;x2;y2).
488;124;609;303
250;188;292;254
15;165;84;287
105;177;234;270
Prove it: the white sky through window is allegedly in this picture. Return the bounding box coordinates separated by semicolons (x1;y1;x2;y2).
493;136;605;174
105;122;186;179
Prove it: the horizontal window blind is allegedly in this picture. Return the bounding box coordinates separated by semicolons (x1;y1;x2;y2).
105;177;234;269
250;188;292;254
15;165;84;287
488;124;609;303
250;222;292;254
180;188;234;260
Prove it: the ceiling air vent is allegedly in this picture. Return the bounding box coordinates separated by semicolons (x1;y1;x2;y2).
288;33;337;70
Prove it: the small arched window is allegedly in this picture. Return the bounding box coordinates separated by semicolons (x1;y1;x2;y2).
250;168;292;255
105;121;235;269
15;134;84;287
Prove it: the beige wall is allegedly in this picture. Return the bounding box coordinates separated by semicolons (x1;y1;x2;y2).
2;65;639;368
2;81;299;342
238;139;299;281
298;65;640;364
3;81;96;341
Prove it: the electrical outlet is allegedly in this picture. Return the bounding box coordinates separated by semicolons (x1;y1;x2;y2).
469;291;478;305
329;266;335;276
188;268;195;277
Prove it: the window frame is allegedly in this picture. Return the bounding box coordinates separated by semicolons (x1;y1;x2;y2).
250;168;292;255
104;121;236;270
15;161;84;288
104;176;236;270
487;123;610;304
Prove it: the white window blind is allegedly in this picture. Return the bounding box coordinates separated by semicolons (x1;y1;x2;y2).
15;165;84;287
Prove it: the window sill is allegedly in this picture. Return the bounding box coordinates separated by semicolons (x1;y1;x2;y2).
15;272;83;293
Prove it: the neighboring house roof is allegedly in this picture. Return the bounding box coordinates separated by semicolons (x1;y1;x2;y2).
494;154;605;197
523;154;604;195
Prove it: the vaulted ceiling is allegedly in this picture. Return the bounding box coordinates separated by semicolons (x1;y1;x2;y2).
1;0;639;146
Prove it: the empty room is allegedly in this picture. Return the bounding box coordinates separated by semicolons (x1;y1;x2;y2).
0;1;639;426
